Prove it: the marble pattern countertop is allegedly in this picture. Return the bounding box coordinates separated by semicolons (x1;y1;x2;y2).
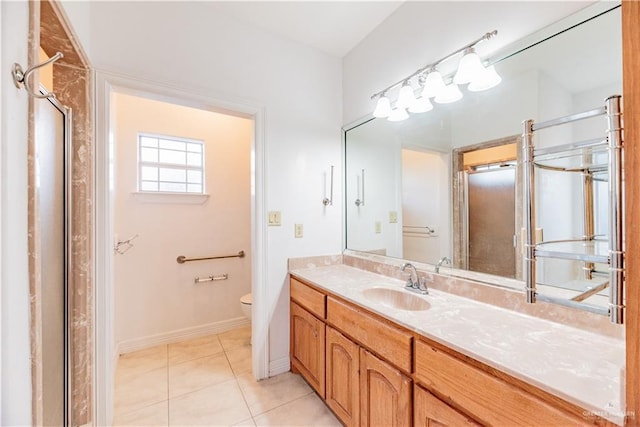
289;264;625;425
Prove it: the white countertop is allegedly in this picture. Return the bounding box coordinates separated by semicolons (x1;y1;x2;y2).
290;264;625;425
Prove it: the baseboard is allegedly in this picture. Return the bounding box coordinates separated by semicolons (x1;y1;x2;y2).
269;356;290;376
117;317;250;355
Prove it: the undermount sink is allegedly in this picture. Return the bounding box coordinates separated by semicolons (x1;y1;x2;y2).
362;287;431;311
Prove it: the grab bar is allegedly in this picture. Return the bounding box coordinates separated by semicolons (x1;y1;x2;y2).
177;250;245;264
403;225;435;233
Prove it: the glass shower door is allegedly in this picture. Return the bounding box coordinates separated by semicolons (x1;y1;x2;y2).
466;166;517;278
35;92;70;426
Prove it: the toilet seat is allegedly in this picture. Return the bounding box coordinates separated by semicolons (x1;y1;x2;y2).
240;293;252;305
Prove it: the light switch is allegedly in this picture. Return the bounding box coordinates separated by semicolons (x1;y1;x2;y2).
375;221;382;234
268;211;281;226
389;211;398;223
294;223;304;238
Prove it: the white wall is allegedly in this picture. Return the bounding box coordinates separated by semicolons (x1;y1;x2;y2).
0;1;32;423
67;1;343;368
113;93;253;346
57;1;91;61
401;150;451;264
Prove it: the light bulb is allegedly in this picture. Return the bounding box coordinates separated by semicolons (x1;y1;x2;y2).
434;83;463;104
468;65;502;92
372;95;392;118
388;108;409;122
454;48;487;85
396;82;416;109
422;69;447;98
408;97;433;114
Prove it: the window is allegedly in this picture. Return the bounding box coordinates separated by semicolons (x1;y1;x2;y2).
138;134;204;194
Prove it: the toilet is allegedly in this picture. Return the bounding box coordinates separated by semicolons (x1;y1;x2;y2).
240;293;252;320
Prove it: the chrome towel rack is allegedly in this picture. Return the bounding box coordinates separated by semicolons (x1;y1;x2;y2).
194;274;228;284
177;250;245;264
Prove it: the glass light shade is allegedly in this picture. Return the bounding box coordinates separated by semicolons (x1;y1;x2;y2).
396;83;416;109
434;83;463;104
388;108;409;122
408;96;433;114
372;95;392;118
453;48;487;85
422;70;447;98
468;65;502;92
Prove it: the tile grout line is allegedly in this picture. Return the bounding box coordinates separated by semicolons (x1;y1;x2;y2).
115;328;253;426
223;337;256;425
251;388;316;422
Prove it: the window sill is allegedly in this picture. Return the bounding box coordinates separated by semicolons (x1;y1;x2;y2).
131;192;210;205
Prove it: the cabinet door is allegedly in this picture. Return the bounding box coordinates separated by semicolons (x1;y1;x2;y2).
360;348;411;427
290;302;325;397
326;327;359;427
414;385;479;427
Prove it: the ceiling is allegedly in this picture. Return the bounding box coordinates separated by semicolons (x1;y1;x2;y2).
207;1;405;57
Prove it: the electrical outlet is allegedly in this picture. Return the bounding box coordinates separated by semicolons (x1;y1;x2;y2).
268;211;281;226
389;211;398;223
375;221;382;233
294;223;304;238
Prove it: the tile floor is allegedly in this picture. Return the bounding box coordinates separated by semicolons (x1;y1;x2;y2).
114;326;341;426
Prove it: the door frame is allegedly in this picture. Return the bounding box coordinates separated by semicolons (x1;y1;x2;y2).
94;71;268;426
452;135;521;278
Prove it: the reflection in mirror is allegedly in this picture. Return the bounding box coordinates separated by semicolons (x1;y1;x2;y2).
344;4;622;301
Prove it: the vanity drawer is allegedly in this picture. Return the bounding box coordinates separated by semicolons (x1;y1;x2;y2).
290;277;326;319
414;340;585;426
327;297;412;373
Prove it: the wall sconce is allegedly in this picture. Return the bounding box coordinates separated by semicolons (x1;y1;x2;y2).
355;169;365;206
371;30;501;122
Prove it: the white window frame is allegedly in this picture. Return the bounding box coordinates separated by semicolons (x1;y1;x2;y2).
137;133;205;195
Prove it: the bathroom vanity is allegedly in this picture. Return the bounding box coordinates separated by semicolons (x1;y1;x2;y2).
289;260;623;426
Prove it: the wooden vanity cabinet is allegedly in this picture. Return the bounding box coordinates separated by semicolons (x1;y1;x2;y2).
360;348;412;427
290;301;325;397
414;385;479;427
327;296;412;373
289;276;603;427
326;326;360;427
414;340;586;426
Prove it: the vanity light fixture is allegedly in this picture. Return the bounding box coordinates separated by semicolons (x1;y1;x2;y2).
373;93;392;118
468;64;502;92
434;82;463;104
453;47;487;85
396;81;417;109
370;30;500;121
388;107;409;122
408;96;433;113
421;68;447;99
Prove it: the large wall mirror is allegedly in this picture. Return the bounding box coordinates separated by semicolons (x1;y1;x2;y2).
344;3;622;302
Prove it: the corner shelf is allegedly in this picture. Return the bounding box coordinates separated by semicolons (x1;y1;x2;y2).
534;240;609;264
532;139;608;173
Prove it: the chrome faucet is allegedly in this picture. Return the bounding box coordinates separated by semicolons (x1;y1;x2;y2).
401;263;429;294
435;256;451;274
